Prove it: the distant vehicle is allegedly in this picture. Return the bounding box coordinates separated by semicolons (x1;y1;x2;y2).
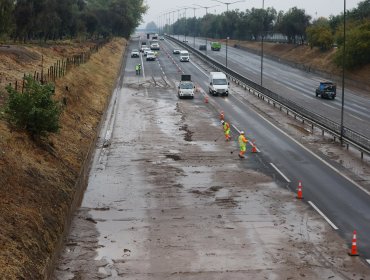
315;81;336;99
199;45;207;51
143;47;151;56
146;51;156;61
178;74;195;99
150;43;160;50
209;72;229;96
183;39;188;43
179;50;190;62
159;36;165;40
173;49;181;54
130;49;140;58
210;41;221;51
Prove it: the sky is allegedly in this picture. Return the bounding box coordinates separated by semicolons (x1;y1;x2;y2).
139;0;363;28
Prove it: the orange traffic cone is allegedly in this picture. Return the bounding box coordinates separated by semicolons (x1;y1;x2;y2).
219;111;224;120
204;96;209;103
296;181;303;199
348;230;359;256
251;140;257;153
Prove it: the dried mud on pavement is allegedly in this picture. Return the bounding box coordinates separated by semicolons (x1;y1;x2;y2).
54;74;369;279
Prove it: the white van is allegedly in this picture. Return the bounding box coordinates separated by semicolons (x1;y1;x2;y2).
208;72;229;96
179;50;190;62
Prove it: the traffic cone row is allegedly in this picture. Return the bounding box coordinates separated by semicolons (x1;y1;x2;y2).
204;96;208;103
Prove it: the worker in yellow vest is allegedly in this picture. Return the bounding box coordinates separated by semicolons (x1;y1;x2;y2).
221;120;231;141
238;131;248;158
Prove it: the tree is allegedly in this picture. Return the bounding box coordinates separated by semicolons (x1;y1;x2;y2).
335;20;370;69
276;7;311;43
0;0;14;37
3;76;61;137
306;17;334;51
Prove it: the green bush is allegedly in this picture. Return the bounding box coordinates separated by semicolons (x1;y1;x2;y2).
3;76;61;137
335;20;370;69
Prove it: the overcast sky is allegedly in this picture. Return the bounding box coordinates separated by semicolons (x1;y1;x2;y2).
139;0;362;28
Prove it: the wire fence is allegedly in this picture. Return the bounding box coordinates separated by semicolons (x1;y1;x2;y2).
7;40;108;93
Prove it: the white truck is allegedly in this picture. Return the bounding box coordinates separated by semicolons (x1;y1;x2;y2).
178;74;195;99
179;50;190;62
208;72;229;96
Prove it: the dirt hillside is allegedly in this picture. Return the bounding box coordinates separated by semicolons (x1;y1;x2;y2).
0;38;125;279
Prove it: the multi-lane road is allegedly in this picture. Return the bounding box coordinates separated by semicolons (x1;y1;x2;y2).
54;36;370;278
175;35;370;138
156;37;370;258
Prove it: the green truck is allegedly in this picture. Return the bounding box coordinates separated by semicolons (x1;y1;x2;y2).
210;41;221;51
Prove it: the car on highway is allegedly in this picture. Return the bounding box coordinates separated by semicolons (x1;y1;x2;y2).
131;49;140;58
146;51;156;61
199;45;207;51
173;49;181;54
178;74;195;99
315;81;336;99
142;47;151;56
179;50;190;62
150;43;160;50
159;36;165;40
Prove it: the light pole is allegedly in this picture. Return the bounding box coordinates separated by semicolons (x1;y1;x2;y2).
193;4;219;55
211;0;245;67
260;0;264;87
226;36;229;68
191;7;200;48
211;0;245;12
340;0;346;144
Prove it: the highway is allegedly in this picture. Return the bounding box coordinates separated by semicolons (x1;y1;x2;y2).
153;37;370;260
174;35;370;139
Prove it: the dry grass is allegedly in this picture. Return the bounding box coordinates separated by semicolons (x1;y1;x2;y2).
0;38;125;279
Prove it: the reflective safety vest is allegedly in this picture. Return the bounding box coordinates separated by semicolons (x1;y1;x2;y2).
238;134;247;148
135;65;139;70
223;122;230;134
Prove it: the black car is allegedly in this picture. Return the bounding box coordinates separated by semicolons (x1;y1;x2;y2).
199;45;207;51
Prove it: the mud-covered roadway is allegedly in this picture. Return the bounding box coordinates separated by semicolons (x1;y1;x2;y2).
53;43;370;279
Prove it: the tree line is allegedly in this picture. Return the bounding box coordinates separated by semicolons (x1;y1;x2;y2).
0;0;147;41
164;0;369;68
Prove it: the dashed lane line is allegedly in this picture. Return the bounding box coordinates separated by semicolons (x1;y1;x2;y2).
270;163;291;183
308;201;339;230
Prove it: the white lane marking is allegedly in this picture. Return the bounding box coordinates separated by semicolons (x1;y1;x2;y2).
320;102;336;110
348;113;364;121
270;163;291;183
366;259;370;265
190;60;209;77
308;201;339;230
140;53;146;79
230;93;370;197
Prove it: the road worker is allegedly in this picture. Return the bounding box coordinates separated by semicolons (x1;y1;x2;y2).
238;131;248;158
135;64;139;75
221;120;231;141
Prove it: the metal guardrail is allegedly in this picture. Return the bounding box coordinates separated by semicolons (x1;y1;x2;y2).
166;35;370;158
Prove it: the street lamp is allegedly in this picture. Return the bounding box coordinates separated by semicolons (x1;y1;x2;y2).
226;36;229;68
190;7;201;48
211;0;245;67
210;0;245;12
340;0;346;144
260;0;264;87
193;4;219;55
